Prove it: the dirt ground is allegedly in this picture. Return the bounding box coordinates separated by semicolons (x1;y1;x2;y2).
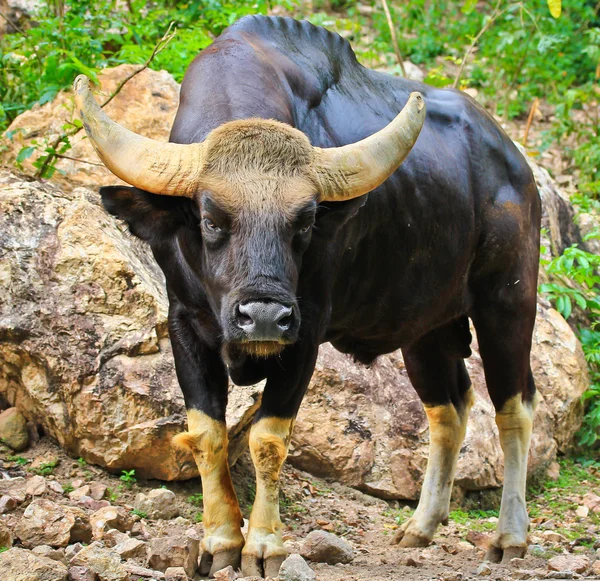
2;436;599;581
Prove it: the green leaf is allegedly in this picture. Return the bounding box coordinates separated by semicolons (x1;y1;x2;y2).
16;146;36;163
562;296;572;320
461;0;478;15
574;293;587;310
547;0;561;18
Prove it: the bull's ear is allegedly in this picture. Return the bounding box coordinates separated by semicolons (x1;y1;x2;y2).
100;186;197;243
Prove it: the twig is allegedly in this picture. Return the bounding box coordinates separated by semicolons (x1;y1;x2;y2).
453;0;503;89
380;0;406;77
53;153;106;167
34;22;176;178
0;9;26;35
523;98;539;146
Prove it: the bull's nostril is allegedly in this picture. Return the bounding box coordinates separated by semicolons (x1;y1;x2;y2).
277;314;293;331
236;305;254;328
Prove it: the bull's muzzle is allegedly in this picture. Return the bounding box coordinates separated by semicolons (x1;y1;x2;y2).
235;300;295;341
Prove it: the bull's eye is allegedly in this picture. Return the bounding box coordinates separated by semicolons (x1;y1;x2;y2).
202;217;221;233
299;224;312;234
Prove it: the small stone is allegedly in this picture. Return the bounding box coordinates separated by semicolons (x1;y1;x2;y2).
477;563;492;576
546;571;573;579
213;565;238;581
89;483;107;501
48;481;65;494
131;520;152;540
69;486;91;501
591;560;600;575
405;557;421;567
466;531;491;549
32;545;66;563
300;530;354;565
70;541;128;581
0;521;12;548
72;479;85;489
148;535;199;578
528;544;549;558
90;506;134;539
510;557;527;567
68;565;99;581
575;505;589;518
65;543;85;561
541;530;567;544
547;554;590;574
546;461;560;481
0;547;68;581
164;566;188;581
0;495;17;513
125;563;166;579
134;488;179;520
114;537;148;560
278;554;315;581
512;570;537;580
25;475;47;496
456;541;475;552
16;499;91;548
78;498;110;511
103;529;129;548
0;407;30;451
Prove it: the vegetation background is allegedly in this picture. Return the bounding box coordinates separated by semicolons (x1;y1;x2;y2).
0;0;598;453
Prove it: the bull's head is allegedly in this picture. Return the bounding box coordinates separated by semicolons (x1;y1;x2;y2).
73;75;425;358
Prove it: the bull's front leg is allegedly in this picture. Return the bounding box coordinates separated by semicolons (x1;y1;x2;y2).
241;344;318;578
169;307;244;576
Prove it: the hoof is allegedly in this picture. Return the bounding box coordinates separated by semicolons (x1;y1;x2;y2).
199;547;242;577
392;520;432;548
485;543;527;564
241;552;286;578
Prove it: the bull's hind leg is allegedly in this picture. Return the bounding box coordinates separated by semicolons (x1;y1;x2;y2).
472;292;538;563
394;320;474;547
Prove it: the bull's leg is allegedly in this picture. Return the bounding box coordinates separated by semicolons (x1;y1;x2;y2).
394;322;474;546
241;416;294;578
168;307;244;576
472;295;538;564
241;342;318;578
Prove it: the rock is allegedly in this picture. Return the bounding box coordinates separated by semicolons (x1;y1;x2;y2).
582;492;600;513
103;529;129;548
278;554;316;581
0;168;261;480
125;563;166;579
541;530;567;544
0;547;68;580
575;505;589;518
0;520;12;548
0;494;17;513
466;530;490;550
70;542;128;581
25;475;48;496
546;461;560;481
213;565;238;581
134;488;179;520
32;545;66;563
15;499;91;548
114;537;148;560
89;483;107;501
1;477;27;502
65;543;85;562
148;535;200;578
0;407;29;451
477;563;492;576
48;481;65;494
69;486;91;501
289;302;588;499
300;530;354;565
547;554;590;574
90;506;133;539
164;567;188;581
592;560;600;576
68;566;99;581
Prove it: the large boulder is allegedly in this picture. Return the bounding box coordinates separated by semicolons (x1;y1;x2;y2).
0;172;261;480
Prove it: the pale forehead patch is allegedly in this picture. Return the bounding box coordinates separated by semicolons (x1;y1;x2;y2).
198;119;319;216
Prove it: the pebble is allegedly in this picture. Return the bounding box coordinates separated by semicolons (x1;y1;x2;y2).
65;543;85;562
278;554;316;581
47;480;65;494
70;485;92;501
300;530;354;565
24;474;47;496
68;565;99;581
0;407;30;451
114;537;148;560
90;506;134;539
164;566;188;580
0;495;17;514
148;535;200;578
213;565;238;581
541;531;567;544
0;521;12;549
477;563;492;576
0;547;67;581
575;505;589;518
547;554;590;574
134;488;180;520
32;544;66;563
125;563;166;579
89;482;107;501
70;541;129;581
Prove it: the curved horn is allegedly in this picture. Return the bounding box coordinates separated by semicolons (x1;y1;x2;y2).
73;75;205;196
313;92;425;201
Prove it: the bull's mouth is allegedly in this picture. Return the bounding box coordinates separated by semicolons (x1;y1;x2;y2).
238;340;288;358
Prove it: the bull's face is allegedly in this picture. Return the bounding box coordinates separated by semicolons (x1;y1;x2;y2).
74;75;425;357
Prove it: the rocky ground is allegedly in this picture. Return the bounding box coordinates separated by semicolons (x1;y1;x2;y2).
1;436;599;581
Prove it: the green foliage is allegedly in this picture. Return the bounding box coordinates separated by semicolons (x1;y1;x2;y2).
188;492;204;507
30;460;58;476
76;457;87;468
6;455;29;466
193;511;204;523
119;469;137;488
63;483;74;494
106;487;119;502
131;508;147;518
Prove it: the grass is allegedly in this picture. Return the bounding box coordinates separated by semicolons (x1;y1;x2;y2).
188;492;203;507
29;460;58;476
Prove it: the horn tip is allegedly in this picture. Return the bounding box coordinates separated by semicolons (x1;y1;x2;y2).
408;91;425;112
73;74;90;95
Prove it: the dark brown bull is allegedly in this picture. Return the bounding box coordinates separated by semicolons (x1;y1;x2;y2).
73;15;540;579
